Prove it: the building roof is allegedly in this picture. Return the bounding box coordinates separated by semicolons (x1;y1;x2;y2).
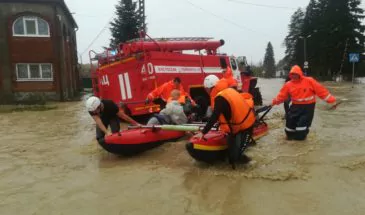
0;0;78;28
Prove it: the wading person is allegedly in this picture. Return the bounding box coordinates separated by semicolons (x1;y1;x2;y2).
196;75;256;169
86;96;139;141
270;65;337;140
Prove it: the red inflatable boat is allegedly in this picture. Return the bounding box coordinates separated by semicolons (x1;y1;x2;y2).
185;121;269;163
98;128;185;156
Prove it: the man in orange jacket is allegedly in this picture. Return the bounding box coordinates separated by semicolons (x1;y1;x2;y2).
196;75;256;169
145;77;195;109
220;56;238;89
270;65;337;140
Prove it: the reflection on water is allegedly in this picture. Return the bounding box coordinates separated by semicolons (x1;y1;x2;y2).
1;79;365;214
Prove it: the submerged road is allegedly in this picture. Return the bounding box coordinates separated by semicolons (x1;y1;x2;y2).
1;79;365;215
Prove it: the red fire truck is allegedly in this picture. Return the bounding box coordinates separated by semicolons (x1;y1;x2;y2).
89;34;261;116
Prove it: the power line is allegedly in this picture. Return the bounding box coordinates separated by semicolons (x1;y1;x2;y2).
184;0;271;38
227;0;297;10
80;15;115;57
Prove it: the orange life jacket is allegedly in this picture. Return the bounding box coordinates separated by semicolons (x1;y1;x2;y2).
272;65;336;105
216;88;256;134
240;93;254;108
167;95;186;104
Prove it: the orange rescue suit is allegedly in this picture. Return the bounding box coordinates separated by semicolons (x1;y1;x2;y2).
147;80;189;102
272;66;336;105
222;67;238;88
216;88;256;134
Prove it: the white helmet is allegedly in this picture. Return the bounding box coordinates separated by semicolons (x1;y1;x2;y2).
203;75;219;89
86;96;101;112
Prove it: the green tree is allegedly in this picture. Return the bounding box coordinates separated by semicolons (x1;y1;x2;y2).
263;42;276;78
110;0;142;48
284;8;305;68
284;0;365;80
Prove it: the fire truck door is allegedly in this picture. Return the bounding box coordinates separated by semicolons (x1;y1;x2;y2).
229;57;243;90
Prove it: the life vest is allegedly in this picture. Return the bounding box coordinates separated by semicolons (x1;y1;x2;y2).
167;95;186;104
240;93;254;108
216;88;256;134
272;65;336;105
210;78;229;108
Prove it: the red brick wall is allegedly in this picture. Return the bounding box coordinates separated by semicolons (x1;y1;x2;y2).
8;13;58;93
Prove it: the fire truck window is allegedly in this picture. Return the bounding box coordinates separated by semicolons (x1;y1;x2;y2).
230;58;238;70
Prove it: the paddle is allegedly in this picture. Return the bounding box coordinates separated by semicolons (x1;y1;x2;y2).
327;98;347;110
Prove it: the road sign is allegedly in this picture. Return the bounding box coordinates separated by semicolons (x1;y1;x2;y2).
349;53;360;63
304;61;309;69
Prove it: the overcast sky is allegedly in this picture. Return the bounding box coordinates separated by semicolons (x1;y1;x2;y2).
65;0;365;64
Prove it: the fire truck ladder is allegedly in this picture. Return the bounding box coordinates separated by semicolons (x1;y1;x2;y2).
126;37;214;43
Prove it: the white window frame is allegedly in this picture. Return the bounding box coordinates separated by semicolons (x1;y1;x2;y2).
13;16;50;37
16;63;53;82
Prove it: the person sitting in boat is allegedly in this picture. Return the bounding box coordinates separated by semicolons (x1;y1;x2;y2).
269;65;337;141
147;90;188;125
196;75;256;169
220;56;238;89
145;77;195;109
86;96;140;141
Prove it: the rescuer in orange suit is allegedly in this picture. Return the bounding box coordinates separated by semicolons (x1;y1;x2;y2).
196;75;256;169
270;65;337;140
145;77;195;109
220;57;238;89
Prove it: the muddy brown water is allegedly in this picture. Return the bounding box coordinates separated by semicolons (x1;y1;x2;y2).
1;79;365;215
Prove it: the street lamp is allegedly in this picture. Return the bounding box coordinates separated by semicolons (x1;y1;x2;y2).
299;30;317;75
299;34;312;62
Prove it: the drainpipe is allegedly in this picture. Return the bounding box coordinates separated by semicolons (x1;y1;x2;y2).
53;4;64;101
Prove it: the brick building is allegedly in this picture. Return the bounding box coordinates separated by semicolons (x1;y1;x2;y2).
0;0;80;103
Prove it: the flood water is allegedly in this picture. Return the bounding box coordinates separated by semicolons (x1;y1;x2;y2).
1;79;365;215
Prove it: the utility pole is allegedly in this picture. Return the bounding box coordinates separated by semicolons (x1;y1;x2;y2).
303;37;307;62
338;38;349;81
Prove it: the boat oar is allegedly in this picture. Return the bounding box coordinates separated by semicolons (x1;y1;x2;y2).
327;99;347;110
